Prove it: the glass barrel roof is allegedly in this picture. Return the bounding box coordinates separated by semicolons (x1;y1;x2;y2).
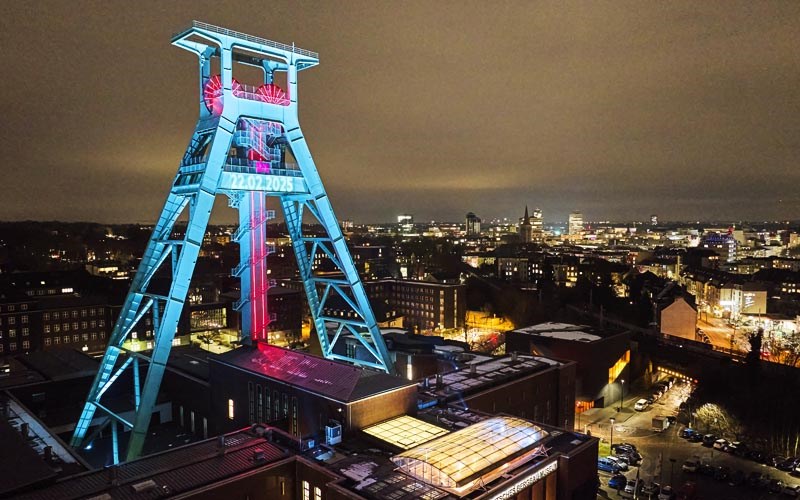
363;415;450;450
390;416;548;489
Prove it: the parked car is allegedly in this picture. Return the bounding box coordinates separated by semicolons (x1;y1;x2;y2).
611;442;638;453
782;484;800;497
747;450;767;463
658;485;675;500
699;460;715;476
713;438;729;450
635;398;649;411
597;457;620;473
778;458;799;472
616;451;642;466
646;395;656;405
747;471;765;487
605;455;629;471
769;479;785;493
608;473;627;490
701;434;717;446
625;479;639;494
682;458;700;473
642;481;661;497
687;432;703;443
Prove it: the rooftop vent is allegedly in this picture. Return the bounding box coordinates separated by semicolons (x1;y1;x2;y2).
131;480;158;493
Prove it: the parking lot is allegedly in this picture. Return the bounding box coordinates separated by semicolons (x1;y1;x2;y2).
594;377;800;499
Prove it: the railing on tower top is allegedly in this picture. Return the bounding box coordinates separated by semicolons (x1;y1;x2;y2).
174;21;319;60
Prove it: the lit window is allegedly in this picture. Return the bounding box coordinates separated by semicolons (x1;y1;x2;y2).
228;399;235;420
314;486;322;500
302;481;310;500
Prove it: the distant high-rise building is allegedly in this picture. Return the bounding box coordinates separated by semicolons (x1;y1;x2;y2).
465;212;481;237
519;206;533;243
397;214;413;233
531;207;544;242
341;219;354;231
650;214;658;226
568;211;583;236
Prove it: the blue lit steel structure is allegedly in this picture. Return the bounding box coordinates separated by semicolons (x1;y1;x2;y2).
71;21;392;463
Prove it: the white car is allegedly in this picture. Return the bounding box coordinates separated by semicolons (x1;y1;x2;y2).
634;399;649;411
713;438;728;450
681;458;699;473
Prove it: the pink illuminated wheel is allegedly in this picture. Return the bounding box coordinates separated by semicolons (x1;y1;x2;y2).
256;83;290;106
203;74;224;114
203;75;243;114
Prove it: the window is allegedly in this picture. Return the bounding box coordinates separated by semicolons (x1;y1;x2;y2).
43;312;50;321
72;311;78;319
22;340;29;349
90;320;96;328
44;325;50;333
0;344;3;352
100;332;105;339
8;317;14;325
20;304;27;311
302;481;310;500
81;321;87;329
53;336;60;345
81;309;87;317
53;312;59;320
63;323;69;332
73;334;79;343
22;328;29;336
9;329;16;338
228;399;235;420
314;486;322;500
90;308;96;316
54;324;60;332
10;343;16;351
45;338;51;346
8;305;15;312
82;333;88;341
21;315;28;324
72;322;78;330
99;320;105;327
91;333;97;340
64;335;70;344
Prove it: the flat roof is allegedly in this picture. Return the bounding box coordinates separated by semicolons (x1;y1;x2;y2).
15;348;98;381
12;429;291;500
212;344;415;403
363;415;449;450
512;322;602;342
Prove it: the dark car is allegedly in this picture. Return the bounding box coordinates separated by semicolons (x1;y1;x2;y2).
699;462;715;476
680;428;697;439
778;458;799;472
714;465;731;481
702;434;717;447
609;474;627;490
612;443;638;454
688;432;703;443
747;450;767;463
646;396;655;405
616;450;643;465
770;456;789;468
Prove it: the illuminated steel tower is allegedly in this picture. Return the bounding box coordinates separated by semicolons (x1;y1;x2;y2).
71;22;392;463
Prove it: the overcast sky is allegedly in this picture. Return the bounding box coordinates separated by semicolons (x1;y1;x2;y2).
1;1;799;224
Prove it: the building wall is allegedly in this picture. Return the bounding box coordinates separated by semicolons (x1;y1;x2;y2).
660;298;697;340
346;386;417;431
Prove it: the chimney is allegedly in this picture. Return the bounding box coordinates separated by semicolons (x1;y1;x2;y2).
43;446;53;462
435;374;443;388
511;352;519;363
20;422;29;439
108;466;119;486
253;448;267;462
469;364;477;376
217;435;226;456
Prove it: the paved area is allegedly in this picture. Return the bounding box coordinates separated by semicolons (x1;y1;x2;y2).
592;378;800;499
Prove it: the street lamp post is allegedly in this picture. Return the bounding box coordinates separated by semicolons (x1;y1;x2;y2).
619;379;625;412
669;458;676;486
609;417;615;449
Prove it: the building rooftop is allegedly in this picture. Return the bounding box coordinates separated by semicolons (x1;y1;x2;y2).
511;322;603;342
14;348;99;382
212;344;415;403
363;415;449;451
12;428;291;500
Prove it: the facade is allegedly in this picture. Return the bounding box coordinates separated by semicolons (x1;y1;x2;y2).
531;207;544;242
568;211;583;236
465;212;481;237
519;206;533;243
507;322;632;410
365;279;466;332
659;296;697;340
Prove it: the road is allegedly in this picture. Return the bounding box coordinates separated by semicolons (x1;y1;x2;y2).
595;378;799;499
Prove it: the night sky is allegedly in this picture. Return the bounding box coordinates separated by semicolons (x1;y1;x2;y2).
1;1;799;224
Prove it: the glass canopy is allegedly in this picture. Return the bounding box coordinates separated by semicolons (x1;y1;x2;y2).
363;415;450;450
390;416;548;490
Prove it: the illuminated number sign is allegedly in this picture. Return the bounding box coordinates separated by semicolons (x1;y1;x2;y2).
489;461;558;500
226;172;297;192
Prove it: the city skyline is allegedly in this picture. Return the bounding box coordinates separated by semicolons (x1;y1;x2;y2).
1;1;799;223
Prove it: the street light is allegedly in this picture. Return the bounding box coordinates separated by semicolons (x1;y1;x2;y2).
609;417;615;449
669;458;676;486
619;379;625;412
